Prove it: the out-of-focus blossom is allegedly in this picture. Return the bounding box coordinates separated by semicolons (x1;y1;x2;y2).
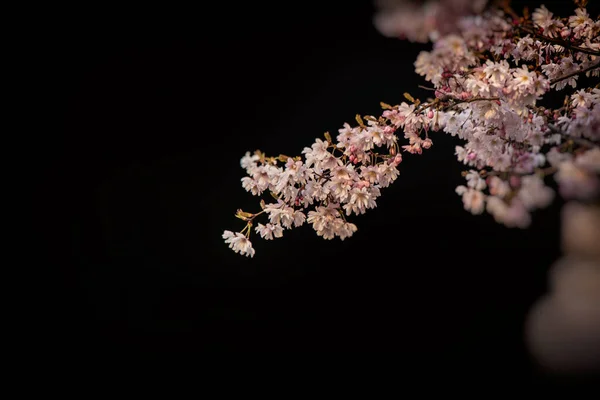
373;0;488;42
526;203;600;374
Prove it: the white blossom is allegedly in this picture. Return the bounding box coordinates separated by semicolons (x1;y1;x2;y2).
222;231;255;257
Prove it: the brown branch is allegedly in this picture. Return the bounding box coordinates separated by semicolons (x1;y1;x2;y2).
484;166;558;178
550;61;600;85
547;123;599;148
442;97;500;111
517;26;600;56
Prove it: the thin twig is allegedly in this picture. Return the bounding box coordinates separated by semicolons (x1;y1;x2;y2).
442;97;500;111
547;123;599;148
550;61;600;85
517;26;600;56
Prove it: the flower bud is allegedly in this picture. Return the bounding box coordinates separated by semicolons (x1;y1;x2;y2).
510;175;521;188
383;125;395;135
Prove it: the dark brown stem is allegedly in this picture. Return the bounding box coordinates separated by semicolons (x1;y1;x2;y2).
547;123;599;148
517;26;600;56
550;61;600;85
443;97;500;111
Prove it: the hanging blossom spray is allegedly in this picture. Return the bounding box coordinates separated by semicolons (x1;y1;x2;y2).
223;0;600;258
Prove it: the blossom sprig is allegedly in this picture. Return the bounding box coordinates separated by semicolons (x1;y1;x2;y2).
223;0;600;256
223;102;439;256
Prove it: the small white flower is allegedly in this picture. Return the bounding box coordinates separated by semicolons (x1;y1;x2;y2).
465;170;487;190
456;185;486;215
240;151;260;171
571;89;593;108
344;187;376;216
518;175;555;210
488;176;510;198
222;230;255;257
292;211;306;227
532;5;553;29
255;223;284;240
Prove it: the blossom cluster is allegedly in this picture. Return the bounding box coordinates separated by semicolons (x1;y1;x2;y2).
223;110;420;256
224;1;600;256
412;2;600;226
374;0;489;42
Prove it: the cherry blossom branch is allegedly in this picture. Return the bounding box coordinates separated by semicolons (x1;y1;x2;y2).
224;1;600;256
516;26;600;56
442;97;500;111
550;61;600;85
483;166;558;178
547;123;599;148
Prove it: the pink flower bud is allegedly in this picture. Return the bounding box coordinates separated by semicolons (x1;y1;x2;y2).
560;28;571;39
393;154;403;165
427;110;434;119
422;138;433;149
460;92;470;100
467;152;477;161
383;125;395;135
349;145;356;153
510;175;521;188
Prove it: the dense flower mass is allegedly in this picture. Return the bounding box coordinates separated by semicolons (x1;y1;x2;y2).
223;111;411;257
224;1;600;256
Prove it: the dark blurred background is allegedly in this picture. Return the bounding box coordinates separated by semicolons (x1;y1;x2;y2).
38;0;594;377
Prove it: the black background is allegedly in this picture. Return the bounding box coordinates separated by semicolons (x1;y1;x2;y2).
39;0;597;379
